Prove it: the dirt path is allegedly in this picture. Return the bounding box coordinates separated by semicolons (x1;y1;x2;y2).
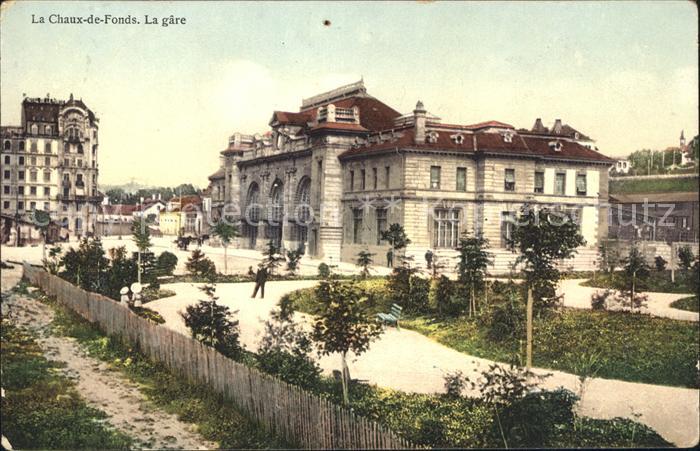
1;277;217;450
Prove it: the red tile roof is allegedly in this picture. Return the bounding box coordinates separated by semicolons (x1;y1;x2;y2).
339;125;614;163
301;96;401;131
271;111;312;126
99;204;138;215
309;122;369;133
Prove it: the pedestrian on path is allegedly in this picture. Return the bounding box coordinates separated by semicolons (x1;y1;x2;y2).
386;249;394;268
251;265;268;299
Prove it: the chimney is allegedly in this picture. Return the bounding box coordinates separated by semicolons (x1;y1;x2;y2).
414;101;427;144
532;118;544;132
326;104;336;122
553;119;563;134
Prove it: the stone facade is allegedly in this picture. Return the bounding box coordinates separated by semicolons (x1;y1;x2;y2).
207;81;614;272
1;94;100;242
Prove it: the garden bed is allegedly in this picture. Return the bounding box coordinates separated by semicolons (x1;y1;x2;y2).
670;296;699;313
581;270;696;294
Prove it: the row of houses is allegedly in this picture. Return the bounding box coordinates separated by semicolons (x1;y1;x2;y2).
95;194;210;237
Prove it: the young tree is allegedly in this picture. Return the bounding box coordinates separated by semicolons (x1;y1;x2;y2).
455;233;493;316
286;248;303;275
43;245;63;275
32;209;52;262
508;206;584;368
380;223;411;256
186;249;217;280
262;240;285;275
105;246;138;300
211;220;240;275
654;255;667;272
622;245;650;311
59;237;110;292
131;218;152;284
181;283;242;359
356;250;375;279
311;276;383;405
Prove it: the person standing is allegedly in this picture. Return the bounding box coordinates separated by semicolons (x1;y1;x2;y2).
251;264;268;299
425;249;434;269
386;248;394;268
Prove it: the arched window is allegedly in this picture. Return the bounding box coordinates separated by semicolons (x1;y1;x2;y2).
77;144;84;154
245;182;261;223
3;140;10;151
45;125;52;135
18;141;25;151
30;140;38;152
75;218;82;230
45;142;52;153
30;124;38;135
270;179;284;224
295;177;311;224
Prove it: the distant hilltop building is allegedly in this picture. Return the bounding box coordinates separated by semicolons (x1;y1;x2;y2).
206;80;613;271
1;94;100;243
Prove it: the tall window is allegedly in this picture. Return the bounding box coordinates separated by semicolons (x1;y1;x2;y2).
30;186;37;195
44;156;51;166
18;170;24;180
44;187;50;196
349;170;355;191
430;166;441;189
30;171;37;182
376;208;387;244
555;172;566;195
534;171;544;193
18;156;24;166
3;170;9;180
353;208;363;244
501;211;515;247
45;142;52;153
3;141;10;151
360;169;366;190
385;166;390;188
30;140;38;152
456;167;467;191
18;141;25;151
18;186;24;195
30;156;36;166
3;156;9;164
433;209;459;248
576;173;587;196
372;167;378;190
504;168;515;191
3;186;9;194
43;171;50;182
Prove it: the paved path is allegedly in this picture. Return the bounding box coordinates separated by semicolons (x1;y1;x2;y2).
1;237;392;277
558;279;698;321
1;267;217;450
148;280;700;447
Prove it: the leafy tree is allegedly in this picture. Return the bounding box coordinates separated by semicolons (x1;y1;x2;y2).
59;238;110;292
678;246;695;270
257;295;321;389
380;223;411;253
42;245;63;275
386;256;429;314
181;283;242;359
654;256;667;272
311;276;383;405
286;248;303;275
211;220;240;275
262;240;284;275
597;241;620;274
131;218;152;284
622;245;650;311
156;251;178;276
429;275;456;316
186;249;217;280
105;246;138;300
356;250;375;279
509;206;584;367
456;233;493;317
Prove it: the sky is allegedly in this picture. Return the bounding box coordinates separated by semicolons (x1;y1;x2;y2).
1;1;698;187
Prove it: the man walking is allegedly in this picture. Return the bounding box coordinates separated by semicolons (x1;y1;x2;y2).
251;264;268;299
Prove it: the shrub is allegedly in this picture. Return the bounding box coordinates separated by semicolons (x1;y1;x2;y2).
186;249;216;280
590;289;614;310
443;370;467;398
356;250;374;279
678;246;695;270
157;251;178;275
653;256;667;271
317;262;330;279
487;294;524;343
387;260;430;314
429;275;457;317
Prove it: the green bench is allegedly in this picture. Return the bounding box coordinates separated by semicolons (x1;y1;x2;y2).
377;303;403;329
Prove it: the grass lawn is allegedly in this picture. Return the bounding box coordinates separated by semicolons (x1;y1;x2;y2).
403;309;699;388
581;270;696;294
0;321;134;449
286;280;699;388
609;176;699;194
670;296;699;313
45;297;291;449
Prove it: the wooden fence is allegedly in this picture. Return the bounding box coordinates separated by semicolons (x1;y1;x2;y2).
23;264;415;450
